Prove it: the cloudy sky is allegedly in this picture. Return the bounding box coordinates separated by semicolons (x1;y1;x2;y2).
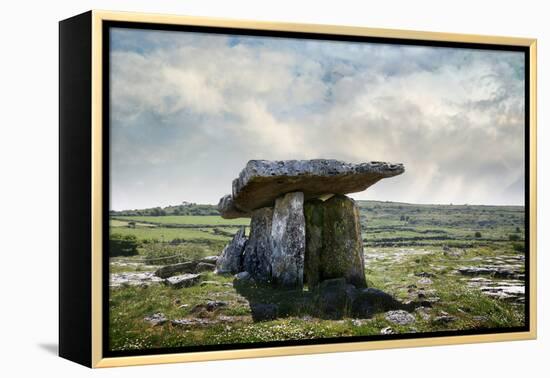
109;28;525;211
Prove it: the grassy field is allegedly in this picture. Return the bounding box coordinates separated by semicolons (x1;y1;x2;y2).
109;200;526;352
114;215;249;226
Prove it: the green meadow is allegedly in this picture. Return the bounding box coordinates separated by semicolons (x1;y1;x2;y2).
108;200;526;351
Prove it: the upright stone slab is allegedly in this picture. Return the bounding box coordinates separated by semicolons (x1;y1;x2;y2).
321;195;367;288
270;192;306;289
304;199;324;288
216;227;247;274
242;207;274;283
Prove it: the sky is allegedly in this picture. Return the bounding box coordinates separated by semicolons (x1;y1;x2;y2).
109;27;526;211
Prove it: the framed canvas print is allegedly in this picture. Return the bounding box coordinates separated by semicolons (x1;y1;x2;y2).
59;10;537;368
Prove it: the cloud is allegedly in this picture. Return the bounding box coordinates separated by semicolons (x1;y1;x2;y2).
109;28;525;210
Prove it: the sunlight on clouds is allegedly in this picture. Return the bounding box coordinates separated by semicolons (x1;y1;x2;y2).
109;28;525;210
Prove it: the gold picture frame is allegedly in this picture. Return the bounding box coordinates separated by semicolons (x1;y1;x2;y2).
59;9;537;368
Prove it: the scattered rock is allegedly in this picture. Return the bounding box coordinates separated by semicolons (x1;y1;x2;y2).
144;313;167;326
352;319;371;326
196;262;216;273
418;300;434;308
110;272;163;287
315;278;357;319
466;277;525;302
250;303;278;322
155;261;197;279
235;271;251;280
164;273;202;288
457;266;523;279
433;315;458;324
216;227;248;274
191;300;228;314
200;255;219;264
415;307;431;321
385;310;416;325
479;285;525;301
380;326;395;335
171;318;206;327
206;300;228;311
270;192;306;288
417;277;433;285
233;271;254;287
415;272;435;278
171;315;246;327
473;316;488;322
200;280;222;287
218;159;404;218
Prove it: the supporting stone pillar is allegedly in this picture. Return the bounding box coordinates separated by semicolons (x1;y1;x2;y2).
304;199;324;288
304;194;367;289
270;192;306;289
242;207;274;283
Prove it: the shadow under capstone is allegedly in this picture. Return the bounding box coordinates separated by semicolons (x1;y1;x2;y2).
234;276;415;321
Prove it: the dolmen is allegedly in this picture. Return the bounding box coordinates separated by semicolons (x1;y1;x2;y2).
216;159;404;290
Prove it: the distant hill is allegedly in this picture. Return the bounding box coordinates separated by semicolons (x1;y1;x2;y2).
111;199;523;218
110;199;525;248
110;202;219;216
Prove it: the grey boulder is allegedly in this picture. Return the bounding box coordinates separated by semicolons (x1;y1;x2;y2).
164;273;202;288
155;261;197;279
314;278;357;319
216;227;247;274
384;310;416;325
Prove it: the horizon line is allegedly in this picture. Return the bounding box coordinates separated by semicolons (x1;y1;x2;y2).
110;198;526;212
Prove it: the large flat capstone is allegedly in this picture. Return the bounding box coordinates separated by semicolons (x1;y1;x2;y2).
218;159;404;219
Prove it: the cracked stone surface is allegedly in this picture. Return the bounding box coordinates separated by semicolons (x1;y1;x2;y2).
110;272;163;287
218;159;404;218
270;192;306;288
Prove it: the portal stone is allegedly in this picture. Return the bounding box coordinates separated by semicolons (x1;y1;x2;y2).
216;227;247;274
242;207;274;283
304;199;324;288
303;195;367;288
270;192;306;289
321;195;367;288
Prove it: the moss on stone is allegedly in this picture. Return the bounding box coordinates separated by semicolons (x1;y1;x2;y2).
304;195;367;289
304;199;324;288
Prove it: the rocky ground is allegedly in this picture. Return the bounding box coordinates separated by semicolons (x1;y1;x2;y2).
109;242;525;351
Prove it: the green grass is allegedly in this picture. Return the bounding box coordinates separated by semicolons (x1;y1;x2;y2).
115;215;249;226
141;241;226;264
109;251;525;351
111;226;234;242
108;201;526;351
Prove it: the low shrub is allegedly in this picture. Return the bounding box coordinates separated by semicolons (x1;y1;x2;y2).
110;233;139;256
